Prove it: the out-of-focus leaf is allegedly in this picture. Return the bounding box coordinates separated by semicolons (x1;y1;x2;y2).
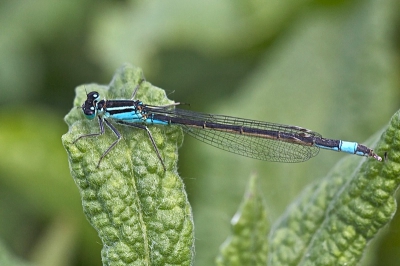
268;108;400;265
89;0;311;71
189;0;399;264
0;240;31;266
0;0;83;104
0;108;79;214
215;109;398;266
216;175;269;266
29;215;78;266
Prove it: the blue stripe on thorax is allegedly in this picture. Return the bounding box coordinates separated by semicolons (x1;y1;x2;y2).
105;109;169;125
107;111;143;122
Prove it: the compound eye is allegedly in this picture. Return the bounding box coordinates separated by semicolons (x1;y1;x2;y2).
85;106;95;115
82;103;96;119
88;91;100;101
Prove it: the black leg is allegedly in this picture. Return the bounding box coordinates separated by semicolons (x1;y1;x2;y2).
73;116;105;144
97;118;122;168
116;121;166;171
73;117;123;168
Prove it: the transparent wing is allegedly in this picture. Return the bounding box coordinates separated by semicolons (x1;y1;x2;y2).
148;106;321;163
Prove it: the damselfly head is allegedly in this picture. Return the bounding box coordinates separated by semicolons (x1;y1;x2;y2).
81;91;101;120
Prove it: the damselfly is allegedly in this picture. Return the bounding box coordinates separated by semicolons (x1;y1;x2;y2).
74;84;382;170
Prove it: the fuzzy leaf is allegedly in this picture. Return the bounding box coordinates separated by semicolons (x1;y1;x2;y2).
62;64;194;265
269;111;400;265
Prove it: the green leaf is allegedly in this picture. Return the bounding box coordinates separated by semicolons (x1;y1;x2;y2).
62;64;194;265
268;111;400;265
216;174;269;266
216;110;399;266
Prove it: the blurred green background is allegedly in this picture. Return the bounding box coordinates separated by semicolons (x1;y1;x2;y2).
0;0;399;265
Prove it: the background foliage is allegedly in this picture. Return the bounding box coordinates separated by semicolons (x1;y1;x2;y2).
0;0;399;265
